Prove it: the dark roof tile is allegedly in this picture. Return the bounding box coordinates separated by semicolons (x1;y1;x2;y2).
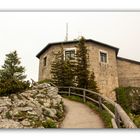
36;39;119;58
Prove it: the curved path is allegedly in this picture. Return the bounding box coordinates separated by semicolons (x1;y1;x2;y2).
61;98;105;128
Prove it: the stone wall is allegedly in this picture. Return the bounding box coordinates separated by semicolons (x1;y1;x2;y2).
38;43;79;81
87;42;119;100
38;42;119;100
117;57;140;87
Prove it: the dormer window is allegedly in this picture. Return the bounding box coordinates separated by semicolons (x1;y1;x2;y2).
100;51;108;63
64;48;76;60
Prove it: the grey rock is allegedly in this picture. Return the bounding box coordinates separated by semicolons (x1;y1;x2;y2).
0;107;8;113
0;98;12;107
20;107;33;112
15;100;26;107
21;119;30;126
43;99;51;108
0;84;64;128
52;99;58;107
36;93;46;98
0;119;23;128
43;108;57;118
27;111;37;115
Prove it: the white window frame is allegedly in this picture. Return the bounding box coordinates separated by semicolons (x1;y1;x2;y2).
64;48;76;60
99;50;108;63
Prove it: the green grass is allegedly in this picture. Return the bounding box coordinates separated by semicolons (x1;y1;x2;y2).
5;111;12;119
129;113;140;128
42;119;57;128
62;95;113;128
37;79;52;84
133;115;140;128
115;87;140;128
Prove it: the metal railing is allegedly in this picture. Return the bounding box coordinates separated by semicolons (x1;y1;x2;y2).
58;86;137;128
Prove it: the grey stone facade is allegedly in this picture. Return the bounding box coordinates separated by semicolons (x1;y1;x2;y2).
36;39;140;99
117;57;140;87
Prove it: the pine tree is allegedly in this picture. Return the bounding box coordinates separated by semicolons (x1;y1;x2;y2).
51;48;64;86
51;47;75;86
0;51;29;95
88;71;99;92
75;36;89;89
51;36;99;94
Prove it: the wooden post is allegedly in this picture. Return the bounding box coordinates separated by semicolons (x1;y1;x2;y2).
98;96;102;110
83;90;86;102
115;104;120;128
68;87;71;96
111;118;118;128
115;104;137;128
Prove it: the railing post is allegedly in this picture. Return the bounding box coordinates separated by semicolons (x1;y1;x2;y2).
98;96;102;110
68;87;71;96
115;104;120;128
83;90;86;102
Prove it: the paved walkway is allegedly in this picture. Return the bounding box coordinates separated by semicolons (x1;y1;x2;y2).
61;98;105;128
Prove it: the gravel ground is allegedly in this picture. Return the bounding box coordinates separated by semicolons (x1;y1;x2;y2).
61;98;105;128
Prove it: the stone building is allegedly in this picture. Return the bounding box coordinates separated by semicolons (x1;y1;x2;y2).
36;39;140;99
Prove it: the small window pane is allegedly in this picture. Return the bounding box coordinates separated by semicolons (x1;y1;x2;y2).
65;50;75;60
100;52;107;63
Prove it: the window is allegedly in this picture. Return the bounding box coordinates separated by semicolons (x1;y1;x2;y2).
65;49;75;60
43;57;47;66
100;52;107;63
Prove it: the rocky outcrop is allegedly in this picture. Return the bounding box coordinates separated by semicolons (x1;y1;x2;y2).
0;83;64;128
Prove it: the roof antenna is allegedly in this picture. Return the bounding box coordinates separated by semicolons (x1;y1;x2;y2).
65;23;68;41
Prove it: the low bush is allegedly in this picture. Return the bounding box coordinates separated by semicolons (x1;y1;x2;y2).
0;80;30;96
115;87;140;128
129;113;140;128
42;119;57;128
115;87;140;114
37;79;52;84
115;87;131;113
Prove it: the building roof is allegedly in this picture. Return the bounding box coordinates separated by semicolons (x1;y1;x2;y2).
117;57;140;65
36;39;119;58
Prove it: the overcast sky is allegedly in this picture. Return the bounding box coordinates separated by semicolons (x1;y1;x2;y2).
0;12;140;81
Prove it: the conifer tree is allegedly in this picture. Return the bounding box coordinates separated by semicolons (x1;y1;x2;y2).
51;47;75;86
0;51;29;95
51;48;64;86
75;36;99;93
75;37;89;89
51;37;99;94
88;71;99;92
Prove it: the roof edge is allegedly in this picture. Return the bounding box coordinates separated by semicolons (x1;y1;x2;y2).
36;39;119;58
117;56;140;65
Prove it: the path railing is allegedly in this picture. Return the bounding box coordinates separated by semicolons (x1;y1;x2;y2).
58;86;137;128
